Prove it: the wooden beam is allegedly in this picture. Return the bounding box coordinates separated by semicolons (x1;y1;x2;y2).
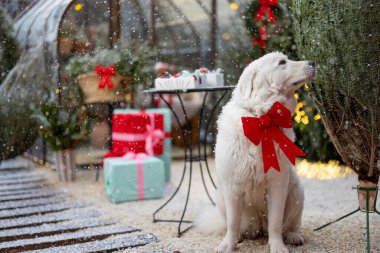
109;0;121;47
209;0;217;69
149;0;157;45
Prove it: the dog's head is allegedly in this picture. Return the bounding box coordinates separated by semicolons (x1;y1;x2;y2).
234;52;316;110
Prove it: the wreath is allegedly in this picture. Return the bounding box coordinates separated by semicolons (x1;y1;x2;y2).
244;0;287;51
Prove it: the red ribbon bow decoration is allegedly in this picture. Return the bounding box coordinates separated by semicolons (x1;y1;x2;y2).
95;65;116;89
241;102;305;173
256;0;278;24
252;25;267;50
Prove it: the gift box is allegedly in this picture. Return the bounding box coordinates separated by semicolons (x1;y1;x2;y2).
112;111;164;156
206;71;224;87
104;156;165;203
113;108;172;182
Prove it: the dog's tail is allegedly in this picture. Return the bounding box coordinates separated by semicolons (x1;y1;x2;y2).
194;192;226;235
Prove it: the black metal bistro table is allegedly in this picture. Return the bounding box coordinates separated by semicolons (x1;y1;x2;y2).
144;86;235;236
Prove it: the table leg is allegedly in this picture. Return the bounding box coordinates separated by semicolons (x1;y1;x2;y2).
176;94;194;236
202;90;229;189
151;90;230;236
152;94;193;236
197;92;215;205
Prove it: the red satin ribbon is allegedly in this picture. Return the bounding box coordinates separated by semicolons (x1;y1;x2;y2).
241;102;305;173
256;0;278;23
252;25;267;50
95;65;116;89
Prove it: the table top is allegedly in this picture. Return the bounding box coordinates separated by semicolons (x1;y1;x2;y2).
143;85;236;94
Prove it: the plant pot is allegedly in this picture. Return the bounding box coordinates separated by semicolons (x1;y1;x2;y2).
357;180;378;212
54;149;76;182
77;71;129;103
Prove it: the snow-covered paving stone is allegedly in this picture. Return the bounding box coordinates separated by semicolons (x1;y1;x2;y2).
0;201;88;219
0;218;115;242
0;209;100;229
0;182;46;192
0;190;61;202
0;187;56;197
0;172;44;181
0;225;140;252
24;233;159;253
0;177;45;185
0;195;66;210
0;166;28;172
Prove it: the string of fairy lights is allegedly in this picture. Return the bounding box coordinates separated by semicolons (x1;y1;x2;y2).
293;84;321;125
22;153;56;170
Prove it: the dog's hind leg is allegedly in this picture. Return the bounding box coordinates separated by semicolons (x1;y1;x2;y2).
216;186;244;253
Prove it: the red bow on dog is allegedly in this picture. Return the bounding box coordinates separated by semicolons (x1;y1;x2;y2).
95;65;116;89
241;102;305;173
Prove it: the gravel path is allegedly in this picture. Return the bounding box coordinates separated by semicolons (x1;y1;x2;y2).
34;159;380;253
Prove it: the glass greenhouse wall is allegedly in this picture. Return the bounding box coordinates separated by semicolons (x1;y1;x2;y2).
5;0;251;166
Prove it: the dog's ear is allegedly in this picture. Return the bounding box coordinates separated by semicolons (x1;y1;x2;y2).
237;68;256;100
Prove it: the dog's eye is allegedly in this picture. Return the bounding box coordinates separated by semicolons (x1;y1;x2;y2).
279;60;286;65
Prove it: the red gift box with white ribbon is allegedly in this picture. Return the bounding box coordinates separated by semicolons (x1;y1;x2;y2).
111;111;164;156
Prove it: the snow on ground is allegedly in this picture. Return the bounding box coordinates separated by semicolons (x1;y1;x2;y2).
29;158;380;253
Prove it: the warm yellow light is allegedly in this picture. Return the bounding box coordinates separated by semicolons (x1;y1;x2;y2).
230;2;239;10
74;3;83;11
55;88;60;94
222;33;231;40
314;114;321;120
297;101;304;108
301;115;309;124
296;159;352;179
304;83;309;90
300;110;306;116
293;93;299;99
294;115;301;123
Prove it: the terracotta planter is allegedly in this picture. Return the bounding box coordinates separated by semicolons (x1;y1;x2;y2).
77;71;129;103
357;180;378;212
54;149;76;182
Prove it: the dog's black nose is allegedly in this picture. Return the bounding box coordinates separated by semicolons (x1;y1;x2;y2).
308;61;315;67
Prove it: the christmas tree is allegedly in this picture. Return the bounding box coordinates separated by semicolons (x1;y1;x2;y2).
293;0;380;183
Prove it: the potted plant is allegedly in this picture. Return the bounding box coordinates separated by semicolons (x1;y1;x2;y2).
64;42;156;105
33;102;90;182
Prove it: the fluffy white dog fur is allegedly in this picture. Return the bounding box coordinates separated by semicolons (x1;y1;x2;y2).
196;52;316;253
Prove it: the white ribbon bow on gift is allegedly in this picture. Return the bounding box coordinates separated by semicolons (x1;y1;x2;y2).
144;123;164;156
112;113;164;156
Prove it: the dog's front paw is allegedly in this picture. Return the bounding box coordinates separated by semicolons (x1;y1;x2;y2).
284;232;304;246
215;239;235;253
269;241;289;253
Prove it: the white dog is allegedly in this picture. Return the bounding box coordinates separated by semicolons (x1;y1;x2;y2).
196;52;316;253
